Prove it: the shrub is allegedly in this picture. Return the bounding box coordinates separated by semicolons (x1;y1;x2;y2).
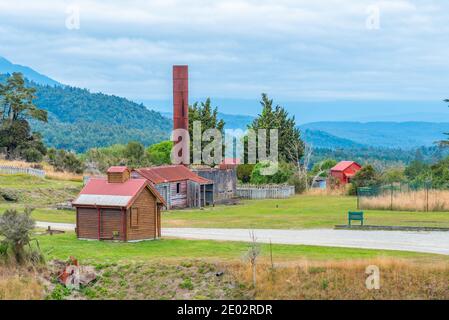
348;165;381;195
47;148;84;174
22;147;44;162
250;161;294;185
288;173;307;194
179;278;194;290
146;140;172;165
0;189;19;202
0;208;42;264
237;164;254;183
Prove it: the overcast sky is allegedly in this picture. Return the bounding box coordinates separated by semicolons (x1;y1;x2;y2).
1;0;449;120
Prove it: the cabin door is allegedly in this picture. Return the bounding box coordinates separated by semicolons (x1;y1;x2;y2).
100;209;122;240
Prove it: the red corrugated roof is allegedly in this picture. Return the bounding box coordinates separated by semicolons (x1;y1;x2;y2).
135;165;212;184
75;177;166;207
222;158;241;165
331;161;361;172
107;166;129;173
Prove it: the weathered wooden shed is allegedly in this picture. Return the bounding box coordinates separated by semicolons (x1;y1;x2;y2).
72;166;166;241
330;161;362;185
191;167;237;204
132;165;213;210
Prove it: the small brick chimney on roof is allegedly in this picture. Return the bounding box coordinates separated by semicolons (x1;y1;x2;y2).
107;166;130;183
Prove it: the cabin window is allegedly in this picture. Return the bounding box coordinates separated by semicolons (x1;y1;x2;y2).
176;183;181;194
131;208;139;228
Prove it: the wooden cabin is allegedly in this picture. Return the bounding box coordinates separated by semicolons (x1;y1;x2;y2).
72;166;166;241
132;165;213;209
330;161;362;185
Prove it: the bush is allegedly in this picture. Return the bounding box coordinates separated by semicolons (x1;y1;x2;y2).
47;148;84;174
237;164;254;183
250;161;294;185
0;189;19;202
146;140;172;165
288;173;307;194
22;147;44;162
0;208;42;264
348;165;381;195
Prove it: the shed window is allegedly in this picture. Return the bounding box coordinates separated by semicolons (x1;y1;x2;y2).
131;208;139;228
176;183;181;194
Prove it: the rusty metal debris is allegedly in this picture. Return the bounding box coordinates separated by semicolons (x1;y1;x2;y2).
55;256;97;289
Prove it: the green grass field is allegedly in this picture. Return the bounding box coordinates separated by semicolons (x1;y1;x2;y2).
38;232;448;264
2;174;449;229
163;195;449;229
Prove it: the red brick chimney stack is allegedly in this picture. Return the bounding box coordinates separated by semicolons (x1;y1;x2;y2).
173;65;189;131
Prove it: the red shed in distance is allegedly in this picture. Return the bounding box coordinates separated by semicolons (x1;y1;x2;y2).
330;161;362;185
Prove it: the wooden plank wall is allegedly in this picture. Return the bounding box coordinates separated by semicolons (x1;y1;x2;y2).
169;180;188;209
127;187;158;241
107;170;130;183
77;208;99;239
100;209;122;240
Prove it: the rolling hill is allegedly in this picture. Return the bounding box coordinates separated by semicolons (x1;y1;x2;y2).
0;56;61;86
0;73;171;152
300;121;449;149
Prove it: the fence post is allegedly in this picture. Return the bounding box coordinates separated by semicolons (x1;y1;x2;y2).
390;183;393;211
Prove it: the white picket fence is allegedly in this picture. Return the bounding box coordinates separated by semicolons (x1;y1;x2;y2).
0;165;46;178
236;185;295;199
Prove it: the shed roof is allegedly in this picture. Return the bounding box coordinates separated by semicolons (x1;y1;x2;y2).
72;178;166;208
330;161;361;172
135;165;212;185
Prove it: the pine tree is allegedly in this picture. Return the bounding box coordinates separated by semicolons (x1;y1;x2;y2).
0;73;47;160
248;93;304;164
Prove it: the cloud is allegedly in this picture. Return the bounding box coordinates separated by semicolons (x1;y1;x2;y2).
0;0;448;104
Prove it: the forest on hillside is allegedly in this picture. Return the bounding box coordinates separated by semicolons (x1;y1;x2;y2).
0;74;172;152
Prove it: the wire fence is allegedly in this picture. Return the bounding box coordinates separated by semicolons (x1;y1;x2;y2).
357;182;449;212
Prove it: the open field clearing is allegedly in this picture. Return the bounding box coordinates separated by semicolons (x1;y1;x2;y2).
2;174;449;229
163;195;449;229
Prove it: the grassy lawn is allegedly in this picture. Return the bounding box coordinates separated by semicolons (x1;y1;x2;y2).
0;174;81;189
0;203;75;223
38;232;449;265
0;174;80;222
163;195;449;229
2;174;449;230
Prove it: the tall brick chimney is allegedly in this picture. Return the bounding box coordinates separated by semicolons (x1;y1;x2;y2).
173;65;188;132
172;65;189;164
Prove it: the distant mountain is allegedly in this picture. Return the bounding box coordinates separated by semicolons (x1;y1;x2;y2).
161;112;254;130
1;73;171;152
0;56;61;86
300;121;449;149
302;129;365;149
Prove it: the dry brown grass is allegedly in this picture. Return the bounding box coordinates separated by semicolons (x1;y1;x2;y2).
306;186;349;196
0;159;83;182
0;267;44;300
229;258;449;300
360;190;449;212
